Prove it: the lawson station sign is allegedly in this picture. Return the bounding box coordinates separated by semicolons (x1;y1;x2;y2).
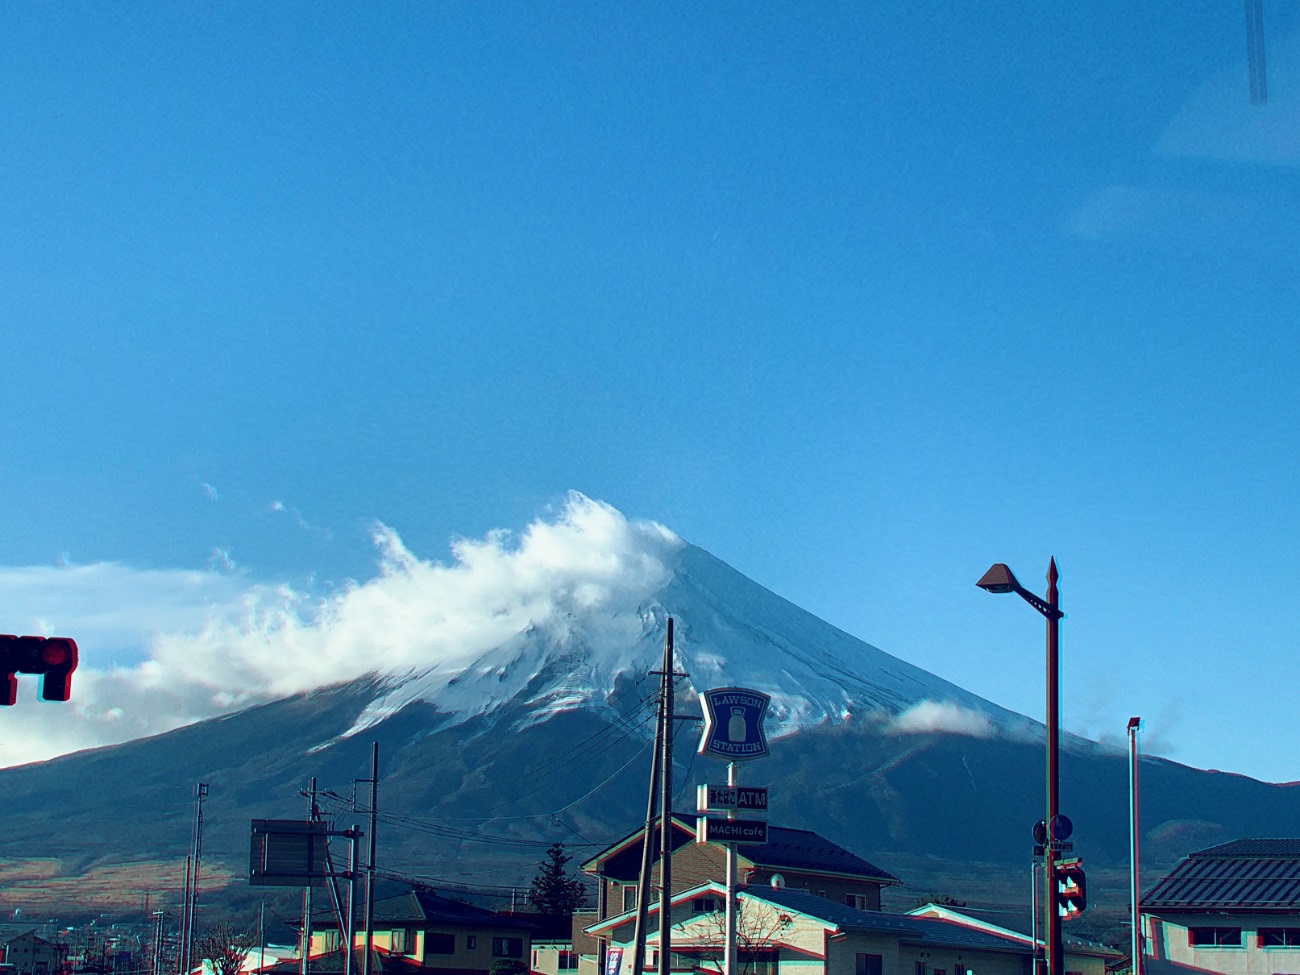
698;686;770;761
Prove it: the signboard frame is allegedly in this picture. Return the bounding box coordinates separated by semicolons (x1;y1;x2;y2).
248;819;329;887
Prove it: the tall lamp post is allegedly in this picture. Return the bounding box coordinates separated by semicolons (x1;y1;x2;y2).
978;560;1064;975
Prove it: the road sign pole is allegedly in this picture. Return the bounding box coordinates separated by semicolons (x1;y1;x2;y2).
725;761;737;975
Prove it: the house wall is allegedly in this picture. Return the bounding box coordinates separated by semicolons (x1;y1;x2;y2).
827;932;902;975
2;934;65;975
897;943;1032;975
601;845;887;917
1143;912;1300;975
532;941;582;975
746;872;883;912
310;924;530;974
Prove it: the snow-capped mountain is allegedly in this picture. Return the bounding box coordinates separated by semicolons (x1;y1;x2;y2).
340;534;1031;746
3;495;1300;921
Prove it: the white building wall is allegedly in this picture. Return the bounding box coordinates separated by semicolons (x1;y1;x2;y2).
1143;913;1300;975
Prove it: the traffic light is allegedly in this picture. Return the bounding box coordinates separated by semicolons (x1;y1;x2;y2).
0;635;79;705
1054;857;1087;920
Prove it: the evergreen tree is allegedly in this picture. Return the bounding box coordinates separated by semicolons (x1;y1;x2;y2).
528;842;587;914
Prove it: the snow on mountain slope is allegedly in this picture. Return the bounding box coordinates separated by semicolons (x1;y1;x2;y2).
2;492;1038;769
343;504;1034;744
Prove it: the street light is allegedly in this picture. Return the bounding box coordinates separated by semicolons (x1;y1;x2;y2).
978;559;1064;975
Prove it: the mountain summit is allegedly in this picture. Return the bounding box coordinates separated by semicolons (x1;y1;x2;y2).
338;501;1030;748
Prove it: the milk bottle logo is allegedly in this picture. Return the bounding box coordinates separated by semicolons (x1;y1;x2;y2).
698;687;770;760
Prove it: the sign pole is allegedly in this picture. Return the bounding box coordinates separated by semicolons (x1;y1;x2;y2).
725;761;737;975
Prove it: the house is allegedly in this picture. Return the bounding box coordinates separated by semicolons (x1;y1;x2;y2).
907;903;1119;975
587;879;1104;975
0;928;68;975
584;816;899;917
1141;838;1300;975
299;889;537;975
579;815;898;975
525;915;583;975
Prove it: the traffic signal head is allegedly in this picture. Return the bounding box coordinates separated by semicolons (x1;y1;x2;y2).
1055;857;1087;920
0;635;80;705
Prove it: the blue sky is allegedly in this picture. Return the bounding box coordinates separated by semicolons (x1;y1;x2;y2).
1;2;1298;781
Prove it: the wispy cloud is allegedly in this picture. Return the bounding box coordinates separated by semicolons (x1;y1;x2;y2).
884;699;996;739
0;494;679;768
270;499;334;542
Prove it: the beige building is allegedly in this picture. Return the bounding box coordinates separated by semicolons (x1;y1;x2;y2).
0;929;67;975
298;889;536;975
1141;839;1300;975
586;881;1116;975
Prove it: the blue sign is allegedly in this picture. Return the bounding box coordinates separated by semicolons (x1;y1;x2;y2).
698;686;770;760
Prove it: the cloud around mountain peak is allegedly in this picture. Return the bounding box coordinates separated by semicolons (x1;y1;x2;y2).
0;493;681;767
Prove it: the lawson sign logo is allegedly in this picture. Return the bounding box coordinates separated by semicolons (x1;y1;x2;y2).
698;686;770;761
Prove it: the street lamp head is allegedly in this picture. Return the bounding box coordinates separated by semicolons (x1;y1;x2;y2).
976;563;1021;594
1128;716;1142;731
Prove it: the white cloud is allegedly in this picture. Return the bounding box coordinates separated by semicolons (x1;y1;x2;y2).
885;699;996;739
0;493;679;768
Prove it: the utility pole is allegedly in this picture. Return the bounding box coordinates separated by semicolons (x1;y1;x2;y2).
302;778;317;975
362;743;379;975
179;783;208;975
630;656;665;975
657;619;675;975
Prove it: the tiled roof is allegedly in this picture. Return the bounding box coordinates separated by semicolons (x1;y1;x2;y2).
738;826;899;884
752;887;1033;954
584;815;898;886
312;890;535;930
1144;838;1300;911
909;904;1118;955
1194;839;1300;858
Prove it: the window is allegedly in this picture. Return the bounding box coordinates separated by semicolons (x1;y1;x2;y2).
426;933;455;955
916;963;927;975
845;894;869;910
559;950;580;970
1189;928;1242;947
1260;929;1300;947
856;954;883;975
467;936;478;950
692;897;720;913
494;938;524;958
623;886;638;912
390;929;409;954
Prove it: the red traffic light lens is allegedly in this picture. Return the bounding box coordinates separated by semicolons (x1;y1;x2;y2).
42;642;71;666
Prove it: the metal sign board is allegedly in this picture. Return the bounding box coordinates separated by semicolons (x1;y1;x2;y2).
696;817;769;845
248;819;328;887
697;784;768;812
697;687;770;761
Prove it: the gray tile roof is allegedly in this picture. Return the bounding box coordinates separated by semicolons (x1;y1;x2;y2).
738;826;899;884
312;890;535;930
1144;838;1300;911
750;887;1034;954
910;905;1118;954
